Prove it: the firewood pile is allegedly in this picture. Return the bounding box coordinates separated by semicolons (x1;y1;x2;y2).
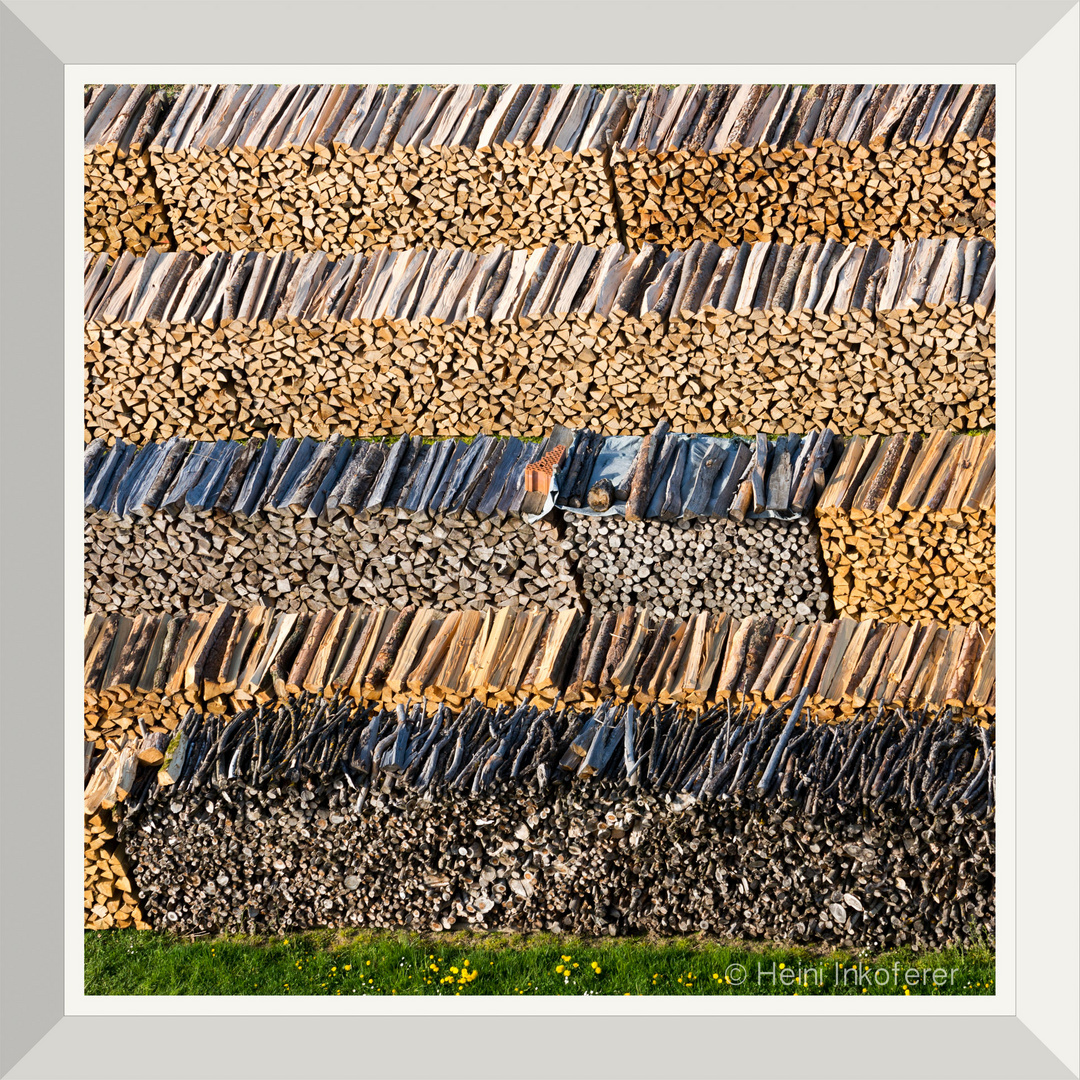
555;425;833;619
816;431;995;627
89;84;995;259
83;80;996;946
106;696;994;946
83;430;576;617
144;83;623;254
567;517;829;622
84;85;173;255
83;592;996;748
83;735;151;932
612;83;996;248
84;424;836;619
83;235;995;443
85;810;149;930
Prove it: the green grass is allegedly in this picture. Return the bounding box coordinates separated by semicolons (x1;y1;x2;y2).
85;929;994;997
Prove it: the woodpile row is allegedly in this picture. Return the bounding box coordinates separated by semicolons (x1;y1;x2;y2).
105;698;994;946
566;517;829;622
84;426;993;626
82;425;833;619
84;807;149;930
85;508;572;620
556;425;834;620
83;237;996;441
147;82;621;253
612;83;995;248
86;83;995;255
83;594;996;748
83;426;581;617
815;431;995;627
84;84;174;255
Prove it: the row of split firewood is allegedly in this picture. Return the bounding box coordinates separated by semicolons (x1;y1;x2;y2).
82;426;830;620
84;808;149;930
84;426;992;625
815;431;995;627
85;501;826;626
85;83;994;254
101;697;993;944
85;508;573;620
83;596;996;747
146;82;621;253
83;238;996;442
611;83;995;248
83;424;573;616
565;517;830;622
84;84;174;255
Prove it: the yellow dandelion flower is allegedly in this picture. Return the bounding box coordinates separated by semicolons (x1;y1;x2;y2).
344;965;351;971
450;967;459;974
556;964;565;974
779;963;785;970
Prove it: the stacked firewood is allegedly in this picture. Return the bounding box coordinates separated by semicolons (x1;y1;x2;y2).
567;517;829;621
332;83;625;251
84;426;839;619
84;85;173;255
88;84;995;257
84;429;578;616
816;431;995;626
147;83;624;253
84;734;162;929
109;697;994;946
85;811;149;929
83;236;996;442
83;594;996;746
556;425;834;620
86;507;573;618
611;83;996;248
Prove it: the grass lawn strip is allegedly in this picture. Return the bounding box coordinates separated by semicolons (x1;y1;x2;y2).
86;929;994;997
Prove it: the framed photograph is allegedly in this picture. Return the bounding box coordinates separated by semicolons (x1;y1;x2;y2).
2;2;1076;1078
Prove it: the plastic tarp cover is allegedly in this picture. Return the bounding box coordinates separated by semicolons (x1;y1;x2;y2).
558;434;641;518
